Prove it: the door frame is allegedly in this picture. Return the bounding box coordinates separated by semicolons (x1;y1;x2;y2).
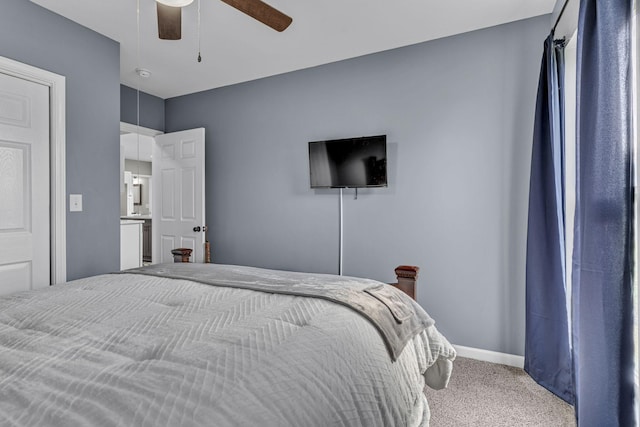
0;55;66;285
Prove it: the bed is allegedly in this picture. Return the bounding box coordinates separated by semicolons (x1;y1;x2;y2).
0;263;455;426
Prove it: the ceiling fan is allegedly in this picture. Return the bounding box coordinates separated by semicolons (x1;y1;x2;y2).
156;0;292;40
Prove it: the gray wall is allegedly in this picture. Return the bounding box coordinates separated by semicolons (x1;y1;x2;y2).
121;85;165;131
165;16;548;356
0;0;121;280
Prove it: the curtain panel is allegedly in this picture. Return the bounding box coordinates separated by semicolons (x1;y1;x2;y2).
525;34;574;405
573;0;636;425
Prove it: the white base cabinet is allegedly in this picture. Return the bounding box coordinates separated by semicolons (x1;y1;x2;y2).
120;220;143;270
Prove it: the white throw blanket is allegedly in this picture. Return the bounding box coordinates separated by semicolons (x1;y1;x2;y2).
0;266;455;426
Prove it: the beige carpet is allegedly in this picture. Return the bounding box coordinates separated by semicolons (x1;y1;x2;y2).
424;357;575;427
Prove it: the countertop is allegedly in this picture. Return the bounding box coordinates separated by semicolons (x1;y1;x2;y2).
120;219;145;225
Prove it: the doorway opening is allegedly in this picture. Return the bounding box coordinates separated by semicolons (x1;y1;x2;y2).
119;122;162;268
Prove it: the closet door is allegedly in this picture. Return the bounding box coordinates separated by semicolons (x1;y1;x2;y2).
0;72;50;296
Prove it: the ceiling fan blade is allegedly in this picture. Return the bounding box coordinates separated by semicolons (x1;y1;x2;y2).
157;3;182;40
220;0;293;32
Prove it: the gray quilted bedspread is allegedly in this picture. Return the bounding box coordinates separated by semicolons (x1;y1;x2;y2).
123;263;435;361
0;265;456;427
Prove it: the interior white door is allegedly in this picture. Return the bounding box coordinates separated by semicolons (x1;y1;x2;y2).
0;72;50;296
152;128;206;263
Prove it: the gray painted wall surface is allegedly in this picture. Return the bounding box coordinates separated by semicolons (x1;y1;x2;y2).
121;85;165;131
0;0;120;280
166;16;548;356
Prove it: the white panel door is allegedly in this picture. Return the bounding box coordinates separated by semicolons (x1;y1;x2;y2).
0;72;49;296
152;128;205;263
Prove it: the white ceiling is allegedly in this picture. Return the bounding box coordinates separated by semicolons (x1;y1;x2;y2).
31;0;554;99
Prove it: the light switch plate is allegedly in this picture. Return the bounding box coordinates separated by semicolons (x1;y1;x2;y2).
70;194;83;212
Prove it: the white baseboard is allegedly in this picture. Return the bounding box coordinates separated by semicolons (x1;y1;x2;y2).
453;345;525;369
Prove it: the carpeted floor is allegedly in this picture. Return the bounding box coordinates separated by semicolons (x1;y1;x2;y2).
423;357;575;426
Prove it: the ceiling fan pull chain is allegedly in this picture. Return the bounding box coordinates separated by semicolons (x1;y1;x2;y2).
197;0;202;62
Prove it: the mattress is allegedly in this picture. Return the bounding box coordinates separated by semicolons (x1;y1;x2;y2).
0;264;455;426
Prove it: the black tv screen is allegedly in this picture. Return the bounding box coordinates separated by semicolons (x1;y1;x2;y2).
309;135;387;188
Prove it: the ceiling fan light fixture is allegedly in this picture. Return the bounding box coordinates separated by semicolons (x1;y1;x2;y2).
156;0;194;7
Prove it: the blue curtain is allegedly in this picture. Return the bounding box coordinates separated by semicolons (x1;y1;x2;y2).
573;0;636;425
524;34;574;405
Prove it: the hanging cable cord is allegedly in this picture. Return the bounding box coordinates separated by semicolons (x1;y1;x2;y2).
136;0;140;138
197;0;202;62
135;0;141;208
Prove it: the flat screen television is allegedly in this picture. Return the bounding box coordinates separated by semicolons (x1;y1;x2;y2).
309;135;387;188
